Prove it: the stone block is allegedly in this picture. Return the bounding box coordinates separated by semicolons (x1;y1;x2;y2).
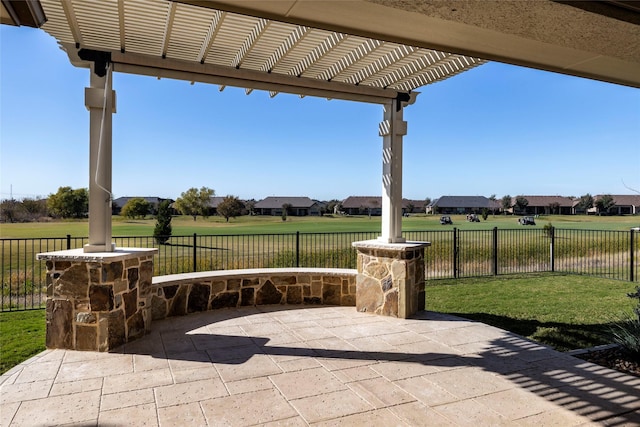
241;287;255;306
211;291;239;309
113;278;128;294
322;284;341;306
89;284;114;311
321;275;341;285
127;311;146;340
89;266;101;284
168;285;188;317
102;261;123;282
341;294;356;306
54;261;71;270
55;264;89;299
286;285;302;304
101;310;126;351
123;289;137;319
151;295;167;321
127;267;139;290
76;312;96;324
297;275;311;284
75;324;98;351
273;276;296;286
381;289;399;317
211;280;226;294
228;279;242;290
162;285;178;299
304;297;322;305
46;299;73;349
125;258;139;268
242;278;259;287
356;276;383;314
188;283;210;313
139;261;153;291
256;280;282;305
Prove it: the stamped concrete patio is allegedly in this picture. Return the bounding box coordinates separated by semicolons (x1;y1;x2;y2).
2;306;639;426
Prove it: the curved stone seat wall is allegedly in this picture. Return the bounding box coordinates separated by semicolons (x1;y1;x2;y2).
150;268;357;321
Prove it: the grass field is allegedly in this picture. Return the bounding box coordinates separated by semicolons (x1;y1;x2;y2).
427;273;637;351
1;213;639;238
0;309;46;374
1;273;636;374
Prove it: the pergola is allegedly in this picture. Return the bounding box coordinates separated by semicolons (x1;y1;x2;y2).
15;0;486;250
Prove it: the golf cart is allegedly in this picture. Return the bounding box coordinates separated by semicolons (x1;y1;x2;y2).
518;216;536;225
440;215;453;225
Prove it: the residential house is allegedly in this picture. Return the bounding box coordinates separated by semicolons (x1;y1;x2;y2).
341;196;428;215
255;197;321;216
592;195;640;215
510;196;575;215
428;196;500;214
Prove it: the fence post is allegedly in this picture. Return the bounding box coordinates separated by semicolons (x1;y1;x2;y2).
631;229;635;282
550;226;555;273
66;234;71;250
296;231;300;268
492;227;498;276
453;227;458;279
193;233;197;272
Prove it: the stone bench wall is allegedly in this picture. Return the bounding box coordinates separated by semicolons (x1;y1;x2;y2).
150;268;357;321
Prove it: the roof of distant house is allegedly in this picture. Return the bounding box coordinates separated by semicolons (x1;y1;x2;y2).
595;195;640;206
341;196;425;209
512;196;575;207
431;196;499;209
255;197;317;209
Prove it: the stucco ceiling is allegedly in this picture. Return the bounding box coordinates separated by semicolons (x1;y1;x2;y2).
185;0;640;88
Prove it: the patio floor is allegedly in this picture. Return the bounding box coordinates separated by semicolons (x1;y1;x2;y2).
1;306;639;426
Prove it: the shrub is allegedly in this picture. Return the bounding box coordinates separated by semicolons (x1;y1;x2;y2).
543;223;554;238
607;316;640;361
481;208;489;221
153;200;172;244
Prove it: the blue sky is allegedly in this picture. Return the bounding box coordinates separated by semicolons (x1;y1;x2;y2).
1;24;639;203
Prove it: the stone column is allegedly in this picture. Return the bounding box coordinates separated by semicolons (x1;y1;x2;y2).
37;248;157;351
352;240;429;318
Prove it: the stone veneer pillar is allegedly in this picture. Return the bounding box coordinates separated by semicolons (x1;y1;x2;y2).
352;240;429;318
37;248;158;351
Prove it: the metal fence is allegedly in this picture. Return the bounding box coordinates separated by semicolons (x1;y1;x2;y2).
2;228;638;311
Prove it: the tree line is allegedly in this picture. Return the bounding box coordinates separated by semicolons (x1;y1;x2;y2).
0;186;622;224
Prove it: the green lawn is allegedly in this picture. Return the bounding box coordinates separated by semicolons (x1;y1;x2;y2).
426;273;637;351
0;309;46;374
1;214;638;238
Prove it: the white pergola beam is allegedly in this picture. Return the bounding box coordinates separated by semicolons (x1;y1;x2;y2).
102;49;404;104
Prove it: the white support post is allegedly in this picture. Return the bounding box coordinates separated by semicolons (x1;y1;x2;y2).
84;63;116;253
379;98;407;244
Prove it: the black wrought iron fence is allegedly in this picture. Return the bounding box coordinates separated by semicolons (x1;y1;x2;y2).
1;228;638;311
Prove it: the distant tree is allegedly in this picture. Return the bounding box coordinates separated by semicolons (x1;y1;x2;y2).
244;199;256;215
326;199;342;215
21;198;47;220
174;187;214;221
595;194;616;215
489;194;497;201
406;203;415;215
501;195;512;214
548;202;560;215
481;208;489;221
282;203;292;221
577;193;594;214
217;196;244;222
514;196;529;214
47;187;88;219
120;198;151;219
153;200;172;244
0;199;22;223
